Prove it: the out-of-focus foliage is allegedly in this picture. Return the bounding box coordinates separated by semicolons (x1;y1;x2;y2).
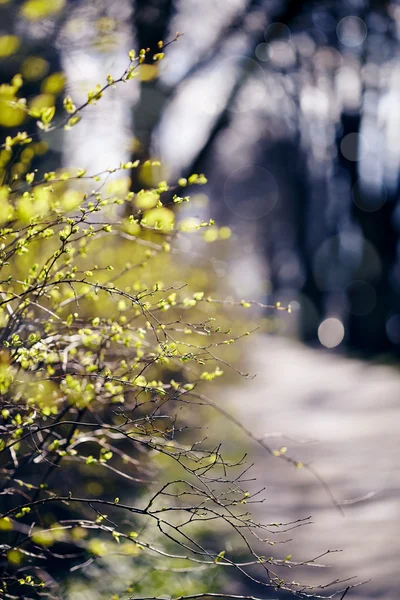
0;41;346;600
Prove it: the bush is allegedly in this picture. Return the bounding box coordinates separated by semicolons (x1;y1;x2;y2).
0;39;349;600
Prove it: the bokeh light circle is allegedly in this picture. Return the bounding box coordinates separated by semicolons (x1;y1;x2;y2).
352;178;387;212
264;23;292;43
318;318;345;348
255;43;270;61
255;40;296;68
224;165;279;220
386;315;400;345
340;132;369;162
267;41;296;68
337;16;368;47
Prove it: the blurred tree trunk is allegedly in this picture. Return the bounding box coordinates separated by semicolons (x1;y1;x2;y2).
130;0;174;188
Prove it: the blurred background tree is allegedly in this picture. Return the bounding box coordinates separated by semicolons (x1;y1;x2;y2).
1;1;400;598
1;0;399;356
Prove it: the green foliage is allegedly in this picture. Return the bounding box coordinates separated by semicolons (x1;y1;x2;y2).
0;37;343;600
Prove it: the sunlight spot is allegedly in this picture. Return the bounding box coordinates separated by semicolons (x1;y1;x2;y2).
318;318;345;348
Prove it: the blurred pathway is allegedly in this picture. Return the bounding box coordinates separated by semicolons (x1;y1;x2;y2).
223;336;400;599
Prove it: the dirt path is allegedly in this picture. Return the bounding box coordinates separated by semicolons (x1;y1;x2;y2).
222;336;400;599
